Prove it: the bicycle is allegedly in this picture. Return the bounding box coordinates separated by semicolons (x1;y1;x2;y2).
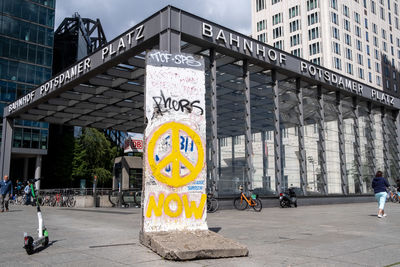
233;185;262;212
207;192;219;213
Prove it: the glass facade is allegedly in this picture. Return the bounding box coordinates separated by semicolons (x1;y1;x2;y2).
0;0;55;149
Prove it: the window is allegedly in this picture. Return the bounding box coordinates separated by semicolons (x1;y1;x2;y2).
331;12;339;25
354;12;361;24
290;34;301;46
332;27;340;40
357;53;363;64
395;2;399;15
366;31;369;42
367;44;371;55
311;57;321;65
355;26;361;37
256;20;266;32
331;0;338;9
307;0;319;11
364;18;369;29
272;0;281;4
289;5;300;18
273;26;283;38
332;42;341;55
372;23;377;33
274;40;284;49
346;62;354;74
382;29;387;39
396;17;399;30
364;0;368;8
358;68;365;78
291;48;302;57
334;57;342;69
383;41;387;52
129;168;143;190
373;36;379;47
374;49;379;59
376;75;381;85
345;48;353;60
256;0;265;11
344;19;351;31
368;58;372;68
375;62;380;72
343;5;350;17
371;0;376;14
308;12;319;25
289;20;300;32
272;13;283;25
345;33;352;46
308;27;320;40
257;33;267;42
369;72;373;82
309;42;321;55
380;7;385;20
356;40;363;51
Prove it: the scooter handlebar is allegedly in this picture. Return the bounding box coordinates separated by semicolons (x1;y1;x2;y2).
28;178;41;183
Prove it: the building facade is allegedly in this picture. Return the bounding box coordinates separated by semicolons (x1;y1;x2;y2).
252;0;400;97
0;0;55;181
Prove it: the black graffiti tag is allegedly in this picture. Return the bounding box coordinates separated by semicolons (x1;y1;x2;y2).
153;90;203;115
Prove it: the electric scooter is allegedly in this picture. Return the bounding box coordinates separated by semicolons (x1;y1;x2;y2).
24;178;49;255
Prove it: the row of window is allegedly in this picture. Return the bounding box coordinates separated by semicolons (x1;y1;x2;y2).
0;16;54;47
0;58;51;87
256;19;266;32
0;38;53;67
0;81;33;108
13;127;48;150
1;0;55;28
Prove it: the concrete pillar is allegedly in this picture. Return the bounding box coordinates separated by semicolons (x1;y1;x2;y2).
209;49;219;193
352;97;363;193
336;91;348;195
381;107;390;179
317;86;328;194
34;155;42;190
243;60;253;191
272;70;282;194
367;102;376;177
0;117;13;179
296;78;307;195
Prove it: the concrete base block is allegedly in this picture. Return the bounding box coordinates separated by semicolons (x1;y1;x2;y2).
140;230;248;260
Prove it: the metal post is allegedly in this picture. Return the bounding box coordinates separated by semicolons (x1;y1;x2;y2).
243;60;253;191
272;70;282;194
0;117;13;179
336;91;348;195
352;97;363;193
296;78;307;195
317;86;328;194
381;107;390;179
218;138;222;180
367;102;376;177
394;110;400;178
209;49;219;194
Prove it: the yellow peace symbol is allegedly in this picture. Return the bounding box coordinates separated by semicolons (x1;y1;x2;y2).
147;122;205;188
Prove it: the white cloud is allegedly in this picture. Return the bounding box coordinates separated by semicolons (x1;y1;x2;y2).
55;0;251;40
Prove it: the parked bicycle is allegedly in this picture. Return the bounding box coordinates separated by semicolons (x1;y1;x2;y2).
233;185;262;212
388;186;399;203
207;181;219;213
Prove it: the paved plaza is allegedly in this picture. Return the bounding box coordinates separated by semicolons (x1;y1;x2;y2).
1;202;400;266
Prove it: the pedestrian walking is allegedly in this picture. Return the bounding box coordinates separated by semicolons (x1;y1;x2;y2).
371;171;389;218
0;175;13;212
24;181;32;205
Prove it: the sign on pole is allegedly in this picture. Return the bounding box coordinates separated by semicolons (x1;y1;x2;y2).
142;50;207;232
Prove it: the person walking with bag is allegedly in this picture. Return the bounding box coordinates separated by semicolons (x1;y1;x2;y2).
372;171;390;218
0;175;13;212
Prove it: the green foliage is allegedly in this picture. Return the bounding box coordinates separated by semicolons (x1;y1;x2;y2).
72;128;119;186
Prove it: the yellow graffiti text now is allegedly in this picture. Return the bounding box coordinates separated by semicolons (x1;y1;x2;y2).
145;193;206;219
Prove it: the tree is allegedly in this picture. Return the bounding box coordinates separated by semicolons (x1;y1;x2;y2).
72;128;119;187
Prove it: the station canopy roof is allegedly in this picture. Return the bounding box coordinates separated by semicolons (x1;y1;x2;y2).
5;6;400;138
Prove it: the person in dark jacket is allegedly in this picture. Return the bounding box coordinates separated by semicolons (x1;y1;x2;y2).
371;171;389;218
0;175;13;212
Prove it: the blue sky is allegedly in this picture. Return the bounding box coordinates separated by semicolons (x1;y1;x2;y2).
55;0;252;40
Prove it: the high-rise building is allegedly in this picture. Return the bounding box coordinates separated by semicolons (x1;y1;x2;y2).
0;0;55;180
252;0;400;97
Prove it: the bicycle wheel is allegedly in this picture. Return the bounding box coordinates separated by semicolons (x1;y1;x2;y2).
234;196;248;210
252;198;262;212
210;197;219;213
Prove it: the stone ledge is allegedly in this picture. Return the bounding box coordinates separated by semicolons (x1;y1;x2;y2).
140;230;248;260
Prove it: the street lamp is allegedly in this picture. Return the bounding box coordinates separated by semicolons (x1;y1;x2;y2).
307;156;315;191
